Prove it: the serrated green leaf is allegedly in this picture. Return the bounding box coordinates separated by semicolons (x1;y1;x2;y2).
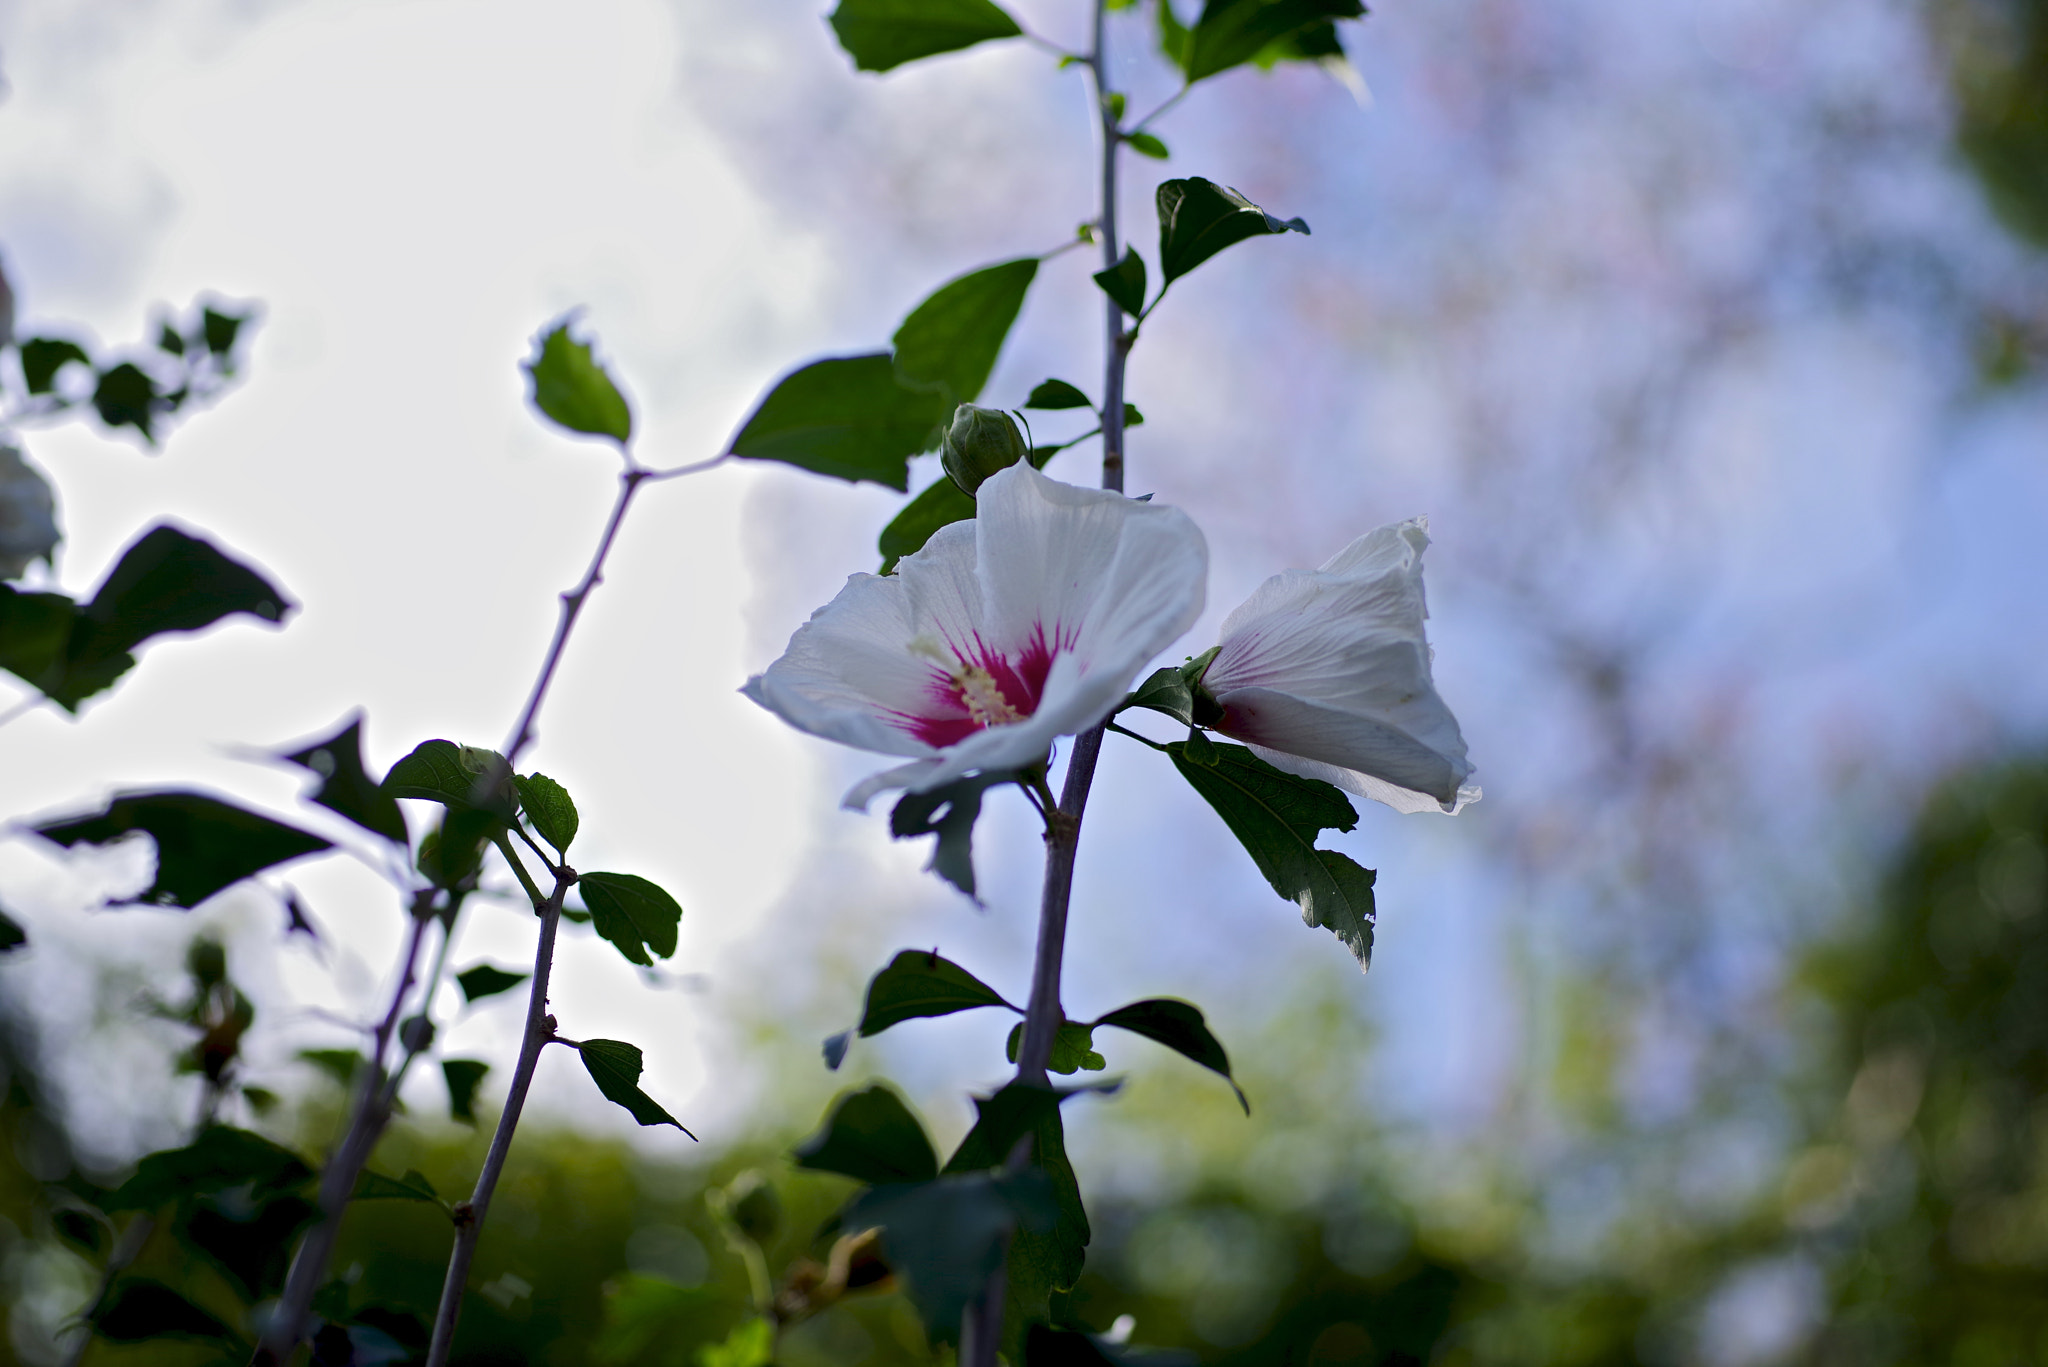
828;0;1024;72
1005;1020;1106;1074
730;353;947;490
382;739;516;820
513;772;578;853
1092;249;1148;317
36;792;332;909
1124;666;1196;726
578;1039;691;1133
858;948;1017;1036
889;770;1018;898
443;1058;489;1124
1126;131;1171;159
578;871;682;966
1094;998;1247;1112
106;1127;312;1211
352;1167;443;1204
455;963;529;1004
893;258;1038;405
20;337;90;395
280;715;408;844
1182;0;1364;83
525;320;633;444
793;1083;939;1184
1025;379;1092;410
1166;739;1377;967
1156;177;1310;289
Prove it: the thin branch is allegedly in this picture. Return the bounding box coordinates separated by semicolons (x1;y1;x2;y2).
1105;719;1168;751
423;864;573;1367
637;451;730;483
1130;85;1190;135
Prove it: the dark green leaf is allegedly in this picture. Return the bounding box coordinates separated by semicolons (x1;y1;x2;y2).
828;0;1024;72
106;1127;312;1211
280;715;408;844
299;1048;364;1088
178;1189;318;1301
94;1280;236;1345
792;1083;939;1184
1157;0;1194;70
456;963;530;1004
36;792;332;909
1167;740;1377;967
382;739;516;820
1005;1020;1106;1074
823;1030;852;1070
859;948;1017;1036
0;585;76;688
1025;379;1091;410
579;871;682;966
1126;131;1171;160
848;1170;1052;1343
893;258;1039;404
1156;177;1310;288
93;362;158;441
525;320;633;444
1182;0;1364;83
1092;249;1148;317
0;906;23;953
37;525;294;711
242;1085;279;1113
1123;402;1145;427
890;770;1018;898
443;1058;489;1125
418;807;499;889
51;1207;107;1258
1094;998;1248;1112
578;1039;692;1133
352;1168;443;1204
1125;666;1195;726
20;337;90;395
943;1082;1090;1338
875;441;1059;572
730;353;948;490
513;773;578;853
156;323;187;356
202;308;247;356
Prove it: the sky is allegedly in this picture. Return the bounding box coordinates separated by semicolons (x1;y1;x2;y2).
3;0;2048;1256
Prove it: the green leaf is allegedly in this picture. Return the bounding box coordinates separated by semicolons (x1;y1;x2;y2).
1004;1020;1106;1074
280;715;408;844
730;353;947;490
443;1058;489;1124
298;1048;365;1088
352;1167;444;1204
858;948;1017;1037
418;806;501;889
156;322;187;356
892;258;1039;404
1092;249;1148;317
848;1169;1053;1343
94;1280;237;1345
1157;0;1194;69
1123;402;1145;427
1125;667;1195;726
513;772;578;854
828;0;1024;72
1094;998;1247;1112
1126;131;1171;160
1182;0;1364;83
106;1127;312;1211
1156;177;1310;289
382;739;517;820
37;792;333;909
93;362;159;441
578;1039;692;1133
1025;379;1092;410
0;906;24;953
943;1082;1090;1340
878;474;977;574
578;871;682;966
698;1318;776;1367
525;319;633;445
201;308;247;355
792;1083;939;1185
889;770;1018;898
20;337;90;395
1166;740;1377;967
455;963;530;1004
0;585;74;691
34;525;293;711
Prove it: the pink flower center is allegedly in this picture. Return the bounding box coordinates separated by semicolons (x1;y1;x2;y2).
891;629;1055;749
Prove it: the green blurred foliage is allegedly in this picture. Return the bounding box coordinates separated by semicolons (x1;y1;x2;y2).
1939;0;2048;249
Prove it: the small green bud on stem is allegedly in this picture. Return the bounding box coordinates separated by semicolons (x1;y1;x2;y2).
941;404;1028;497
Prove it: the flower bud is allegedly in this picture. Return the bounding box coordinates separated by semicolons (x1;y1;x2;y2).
940;404;1027;497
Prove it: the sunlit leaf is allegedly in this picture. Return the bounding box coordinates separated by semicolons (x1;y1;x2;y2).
525;319;633;445
513;772;578;854
1126;131;1171;159
1005;1020;1106;1074
36;792;332;910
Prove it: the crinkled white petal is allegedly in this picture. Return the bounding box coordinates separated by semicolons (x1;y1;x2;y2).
1245;745;1480;816
1207;518;1476;814
841;759;946;812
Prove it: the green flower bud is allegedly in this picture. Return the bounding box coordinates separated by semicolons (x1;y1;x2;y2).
940;404;1027;497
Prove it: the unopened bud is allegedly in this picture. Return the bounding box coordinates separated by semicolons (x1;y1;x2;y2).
940;404;1027;497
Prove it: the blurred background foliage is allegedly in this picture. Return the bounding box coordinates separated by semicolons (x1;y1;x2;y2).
5;746;2048;1363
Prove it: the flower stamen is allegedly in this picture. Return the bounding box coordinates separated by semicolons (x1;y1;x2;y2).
954;663;1025;728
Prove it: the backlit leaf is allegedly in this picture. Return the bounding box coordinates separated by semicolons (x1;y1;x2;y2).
828;0;1024;72
1181;0;1365;84
1094;998;1248;1112
382;739;516;820
36;791;332;909
280;715;407;844
892;258;1039;404
513;772;578;854
352;1168;443;1205
93;362;158;441
730;353;948;490
443;1058;489;1125
577;1039;692;1133
455;963;530;1004
858;948;1017;1036
578;871;682;966
793;1083;939;1185
889;770;1019;898
525;320;633;445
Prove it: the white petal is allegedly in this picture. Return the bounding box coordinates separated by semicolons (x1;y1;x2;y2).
1246;743;1481;816
1218;686;1472;809
841;759;946;811
741;521;985;758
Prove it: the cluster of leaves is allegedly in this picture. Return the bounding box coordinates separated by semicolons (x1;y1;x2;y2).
4;295;253;445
